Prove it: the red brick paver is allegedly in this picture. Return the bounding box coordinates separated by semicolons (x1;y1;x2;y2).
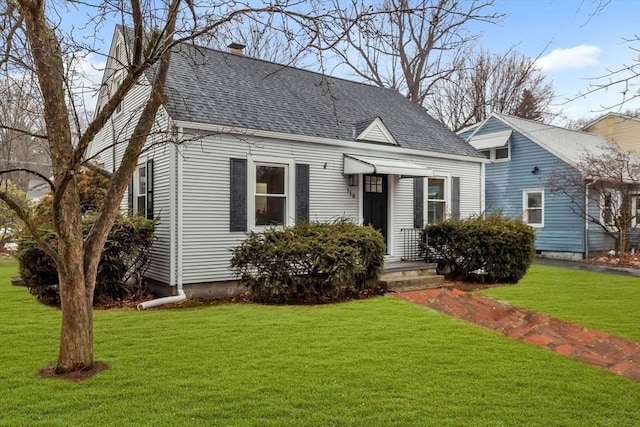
396;289;640;382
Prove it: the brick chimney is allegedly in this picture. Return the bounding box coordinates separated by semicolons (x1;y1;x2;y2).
228;43;245;55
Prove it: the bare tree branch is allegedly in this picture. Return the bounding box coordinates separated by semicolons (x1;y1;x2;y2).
548;145;640;255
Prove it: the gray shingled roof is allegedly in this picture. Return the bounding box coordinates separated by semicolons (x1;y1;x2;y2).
490;113;616;166
163;43;482;158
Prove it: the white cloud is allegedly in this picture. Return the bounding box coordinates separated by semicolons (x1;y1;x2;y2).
68;53;107;113
536;44;601;72
76;53;106;80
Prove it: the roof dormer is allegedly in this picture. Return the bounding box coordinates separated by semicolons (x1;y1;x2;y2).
354;117;397;145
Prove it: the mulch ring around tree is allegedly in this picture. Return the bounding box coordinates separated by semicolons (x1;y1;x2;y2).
38;361;109;382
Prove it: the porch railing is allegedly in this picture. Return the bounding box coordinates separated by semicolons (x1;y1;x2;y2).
401;228;426;262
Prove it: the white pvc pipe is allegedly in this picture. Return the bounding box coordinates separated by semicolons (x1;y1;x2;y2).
137;289;186;310
138;125;187;311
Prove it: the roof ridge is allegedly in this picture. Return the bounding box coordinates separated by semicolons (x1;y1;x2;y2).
174;40;402;93
493;112;604;138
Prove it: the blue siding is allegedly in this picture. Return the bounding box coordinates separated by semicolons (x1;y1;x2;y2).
476;117;586;254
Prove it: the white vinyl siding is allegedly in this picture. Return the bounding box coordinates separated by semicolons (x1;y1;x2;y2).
178;131;482;281
86;33;173;283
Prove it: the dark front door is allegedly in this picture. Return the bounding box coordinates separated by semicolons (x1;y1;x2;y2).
363;174;388;246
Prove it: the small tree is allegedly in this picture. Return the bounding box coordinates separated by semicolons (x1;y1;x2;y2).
0;0;373;375
513;89;543;121
548;146;640;255
330;0;501;107
426;49;554;131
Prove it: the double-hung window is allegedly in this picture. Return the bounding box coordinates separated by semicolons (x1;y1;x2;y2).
230;156;303;232
113;74;123;114
254;163;288;227
601;191;615;226
523;189;544;227
427;178;446;224
136;164;147;217
131;161;153;220
633;194;640;227
480;145;510;162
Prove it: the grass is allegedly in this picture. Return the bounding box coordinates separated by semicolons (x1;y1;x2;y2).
1;262;639;426
478;264;640;342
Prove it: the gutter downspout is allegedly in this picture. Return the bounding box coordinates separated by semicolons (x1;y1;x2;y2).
480;162;486;215
138;125;186;310
584;179;595;260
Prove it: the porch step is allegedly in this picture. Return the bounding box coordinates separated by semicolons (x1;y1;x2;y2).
379;263;448;292
380;275;447;292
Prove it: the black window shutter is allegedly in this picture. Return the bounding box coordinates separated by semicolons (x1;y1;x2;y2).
451;176;460;219
230;158;247;232
295;163;310;223
127;177;134;216
413;177;424;228
146;159;154;220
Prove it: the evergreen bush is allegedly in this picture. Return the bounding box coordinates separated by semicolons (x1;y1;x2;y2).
422;212;535;283
17;167;155;306
18;214;155;306
230;219;385;304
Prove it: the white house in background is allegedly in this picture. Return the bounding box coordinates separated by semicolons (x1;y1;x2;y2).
88;27;485;298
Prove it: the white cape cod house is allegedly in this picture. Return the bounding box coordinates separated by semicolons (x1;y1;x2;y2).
88;27;485;298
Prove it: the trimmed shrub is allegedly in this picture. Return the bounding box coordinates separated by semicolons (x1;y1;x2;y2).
17;214;155;306
230;219;385;304
422;212;535;283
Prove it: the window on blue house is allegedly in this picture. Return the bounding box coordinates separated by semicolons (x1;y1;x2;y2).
601;191;615;226
523;189;544;227
479;145;510;162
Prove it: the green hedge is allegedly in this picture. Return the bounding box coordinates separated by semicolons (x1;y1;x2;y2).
422;213;535;283
17;214;155;306
230;219;386;304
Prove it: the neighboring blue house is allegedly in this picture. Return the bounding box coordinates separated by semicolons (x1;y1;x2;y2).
459;113;638;260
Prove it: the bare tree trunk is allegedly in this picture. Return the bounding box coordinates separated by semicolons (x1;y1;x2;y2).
57;260;93;372
2;0;363;376
18;0;93;372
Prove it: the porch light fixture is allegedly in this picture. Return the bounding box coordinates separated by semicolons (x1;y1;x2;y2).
531;166;539;174
348;174;358;186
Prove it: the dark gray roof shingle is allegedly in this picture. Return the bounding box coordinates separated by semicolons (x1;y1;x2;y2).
163;44;482;158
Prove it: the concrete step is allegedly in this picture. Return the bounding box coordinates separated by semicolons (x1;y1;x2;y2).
380;274;448;292
381;267;440;280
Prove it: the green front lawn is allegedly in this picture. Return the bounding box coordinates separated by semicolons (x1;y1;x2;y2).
1;262;639;426
479;264;640;342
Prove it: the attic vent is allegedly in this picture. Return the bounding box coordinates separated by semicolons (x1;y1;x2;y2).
354;117;397;145
228;42;245;55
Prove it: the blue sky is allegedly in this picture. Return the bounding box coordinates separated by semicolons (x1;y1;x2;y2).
72;0;639;123
480;0;640;121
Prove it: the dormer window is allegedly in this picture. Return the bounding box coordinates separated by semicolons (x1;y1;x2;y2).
468;130;512;163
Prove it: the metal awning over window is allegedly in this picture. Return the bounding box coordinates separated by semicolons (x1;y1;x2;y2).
343;154;434;177
468;130;512;150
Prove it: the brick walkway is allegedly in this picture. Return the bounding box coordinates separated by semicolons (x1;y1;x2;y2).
395;288;640;382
